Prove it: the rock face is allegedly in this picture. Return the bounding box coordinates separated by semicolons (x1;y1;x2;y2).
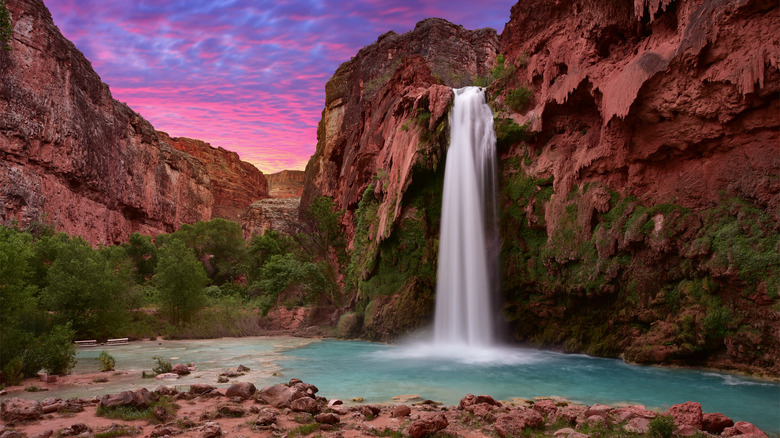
302;0;779;373
241;197;300;238
267;170;305;198
0;0;268;245
0;0;214;245
302;17;499;237
161;133;268;222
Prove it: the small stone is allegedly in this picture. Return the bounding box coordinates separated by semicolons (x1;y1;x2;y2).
200;421;222;438
315;413;340;424
351;397;364;402
237;364;250;372
171;363;191;376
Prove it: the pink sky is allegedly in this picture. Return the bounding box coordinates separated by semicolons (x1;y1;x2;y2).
48;1;512;174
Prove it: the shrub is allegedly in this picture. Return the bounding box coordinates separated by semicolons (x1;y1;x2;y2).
1;357;23;386
151;356;172;375
649;415;675;438
506;86;533;113
98;351;116;372
40;323;77;375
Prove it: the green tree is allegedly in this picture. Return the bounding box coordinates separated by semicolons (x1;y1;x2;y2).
154;239;208;324
163;219;247;285
42;237;129;338
123;232;158;284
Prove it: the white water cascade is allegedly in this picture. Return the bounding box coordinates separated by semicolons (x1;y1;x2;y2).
433;86;499;348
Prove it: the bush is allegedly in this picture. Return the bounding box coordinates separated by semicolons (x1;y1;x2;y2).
151;356;172;375
98;351;116;372
649;415;675;438
40;323;77;375
1;357;23;386
506;86;533;113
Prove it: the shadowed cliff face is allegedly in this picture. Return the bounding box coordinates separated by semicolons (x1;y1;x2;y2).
0;0;267;244
303;2;779;374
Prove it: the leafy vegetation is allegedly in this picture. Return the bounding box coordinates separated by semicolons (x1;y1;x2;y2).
506;86;534;113
0;0;12;51
96;396;177;423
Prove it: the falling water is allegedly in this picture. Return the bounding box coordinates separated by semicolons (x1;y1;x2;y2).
433;86;499;347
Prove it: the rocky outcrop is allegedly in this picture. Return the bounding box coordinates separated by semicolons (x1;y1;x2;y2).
241;197;300;238
0;0;214;245
302;18;498;241
267;170;305;198
494;0;779;375
498;0;779;213
162;133;268;222
301;0;779;373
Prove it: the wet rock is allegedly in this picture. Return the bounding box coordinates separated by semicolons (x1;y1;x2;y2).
667;401;703;430
236;364;250;372
315;413;340;424
702;412;734;434
1;398;42;422
408;412;449;438
291;397;320;414
155;373;180;381
171;363;191;376
393;405;412;418
225;382;256;400
722;421;768;438
216;376;229;383
190;384;215;395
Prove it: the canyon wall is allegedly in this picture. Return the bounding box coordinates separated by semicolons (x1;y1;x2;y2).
162;133;268;223
0;0;267;244
266;170;305;198
303;1;779;375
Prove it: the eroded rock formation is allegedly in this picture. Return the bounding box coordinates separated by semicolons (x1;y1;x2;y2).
302;1;779;374
0;0;268;244
241;198;301;239
267;170;305;198
161;133;268;223
0;0;213;245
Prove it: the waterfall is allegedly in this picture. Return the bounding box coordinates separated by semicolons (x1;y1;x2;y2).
433;86;499;347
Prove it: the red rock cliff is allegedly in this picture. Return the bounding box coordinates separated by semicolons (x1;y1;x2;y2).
266;170;305;198
302;18;499;241
161;133;269;222
499;0;779;218
0;0;215;245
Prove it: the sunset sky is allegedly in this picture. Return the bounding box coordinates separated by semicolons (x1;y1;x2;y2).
48;1;512;174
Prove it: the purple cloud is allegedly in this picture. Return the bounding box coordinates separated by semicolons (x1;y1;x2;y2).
47;0;512;173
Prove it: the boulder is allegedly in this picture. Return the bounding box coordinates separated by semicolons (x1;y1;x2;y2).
99;388;153;409
408;412;449;438
260;383;307;408
315;413;340;424
217;404;246;418
0;430;26;438
623;417;650;434
393;405;412;418
722;421;768;438
225;382;256;400
154;385;178;396
330;405;349;415
702;412;734;434
290;397;320;414
190;384;215;395
200;421;222;438
171;363;191;376
254;409;277;426
30;431;53;438
460;393;500;409
236;365;251;372
60;423;91;436
1;398;42;422
667;401;703;430
584;403;611;418
327;399;343;407
553;428;589;438
495;409;544;437
532;399;559;416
